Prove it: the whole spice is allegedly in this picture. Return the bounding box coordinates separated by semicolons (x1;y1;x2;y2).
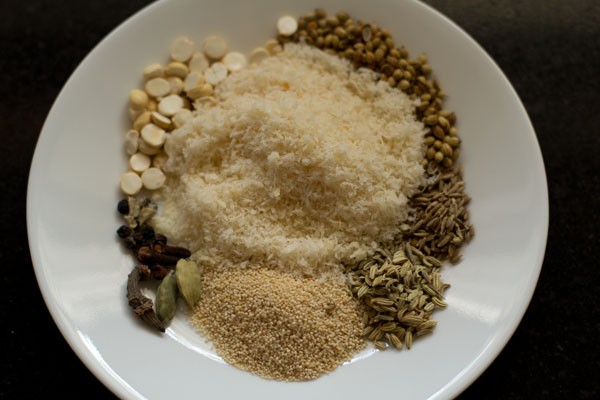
347;243;448;350
117;224;154;251
117;198;130;215
175;259;202;308
402;166;474;262
156;270;179;322
127;265;165;332
117;197;192;332
116;197;192;260
137;246;181;266
154;243;191;258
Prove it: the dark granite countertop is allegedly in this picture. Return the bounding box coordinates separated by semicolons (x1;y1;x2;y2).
1;0;598;398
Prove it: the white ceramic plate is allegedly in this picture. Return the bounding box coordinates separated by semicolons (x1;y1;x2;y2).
27;0;548;398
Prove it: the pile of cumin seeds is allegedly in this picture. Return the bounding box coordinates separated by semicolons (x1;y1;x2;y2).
191;267;365;381
402;165;474;263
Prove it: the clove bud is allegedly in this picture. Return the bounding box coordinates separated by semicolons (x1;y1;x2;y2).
154;243;191;259
137;246;181;266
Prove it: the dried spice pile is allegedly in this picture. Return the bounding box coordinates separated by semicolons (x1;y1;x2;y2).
400;169;474;263
347;243;449;350
115;7;476;382
191;267;364;381
116;197;196;332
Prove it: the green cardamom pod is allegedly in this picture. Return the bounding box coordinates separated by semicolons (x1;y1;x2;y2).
156;270;178;322
175;259;202;308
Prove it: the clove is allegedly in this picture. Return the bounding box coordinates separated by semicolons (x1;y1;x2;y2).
127;265;165;332
137;246;181;266
118;198;192;334
154;243;191;259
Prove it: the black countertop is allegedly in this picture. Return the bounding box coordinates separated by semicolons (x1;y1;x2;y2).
1;0;598;398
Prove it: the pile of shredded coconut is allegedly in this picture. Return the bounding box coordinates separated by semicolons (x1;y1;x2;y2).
152;44;425;278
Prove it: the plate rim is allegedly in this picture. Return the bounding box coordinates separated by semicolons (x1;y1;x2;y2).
26;0;549;399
